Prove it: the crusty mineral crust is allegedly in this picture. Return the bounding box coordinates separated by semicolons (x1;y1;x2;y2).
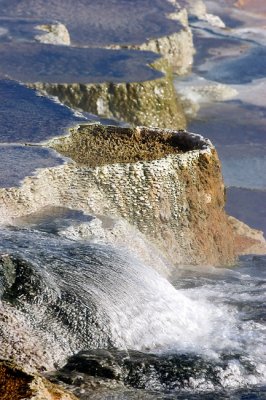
31;7;193;130
33;58;187;130
0;124;236;267
228;216;266;255
106;7;194;76
48;124;188;166
0;362;33;400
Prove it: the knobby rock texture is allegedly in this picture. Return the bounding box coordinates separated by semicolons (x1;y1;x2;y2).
0;124;236;267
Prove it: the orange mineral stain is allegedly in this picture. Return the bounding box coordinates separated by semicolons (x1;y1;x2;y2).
235;0;266;15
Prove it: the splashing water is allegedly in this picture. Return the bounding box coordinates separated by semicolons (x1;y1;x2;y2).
0;225;265;393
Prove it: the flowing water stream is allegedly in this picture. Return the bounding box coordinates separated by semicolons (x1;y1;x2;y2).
1;222;265;398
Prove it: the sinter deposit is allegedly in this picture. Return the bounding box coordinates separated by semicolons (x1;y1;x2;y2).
1;124;236;267
31;5;193;129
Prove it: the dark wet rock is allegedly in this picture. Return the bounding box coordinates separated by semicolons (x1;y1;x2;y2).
0;222;238;374
0;228;181;369
0;243;115;358
0;42;162;84
49;349;231;393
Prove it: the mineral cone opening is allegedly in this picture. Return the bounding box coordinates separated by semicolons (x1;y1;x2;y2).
48;124;212;167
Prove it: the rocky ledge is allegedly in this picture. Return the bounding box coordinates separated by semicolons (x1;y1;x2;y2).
1;123;265;397
31;5;193;129
1;123;239;267
0;361;77;400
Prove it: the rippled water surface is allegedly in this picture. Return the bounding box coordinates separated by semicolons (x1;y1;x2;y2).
0;79;85;143
0;0;183;46
0;43;162;84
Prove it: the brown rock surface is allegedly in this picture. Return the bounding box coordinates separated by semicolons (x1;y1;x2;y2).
48;124;185;166
0;361;77;400
228;216;266;255
0;362;33;400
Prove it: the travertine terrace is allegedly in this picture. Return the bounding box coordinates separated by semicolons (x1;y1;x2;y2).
0;124;236;267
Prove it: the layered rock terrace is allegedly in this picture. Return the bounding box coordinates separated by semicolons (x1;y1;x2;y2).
0;124;236;267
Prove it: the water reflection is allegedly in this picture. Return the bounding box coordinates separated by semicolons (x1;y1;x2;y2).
0;145;66;188
0;17;54;43
0;42;162;84
201;46;266;84
0;0;183;46
13;206;93;234
217;144;266;190
180;1;266;235
0;79;86;143
226;187;266;234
